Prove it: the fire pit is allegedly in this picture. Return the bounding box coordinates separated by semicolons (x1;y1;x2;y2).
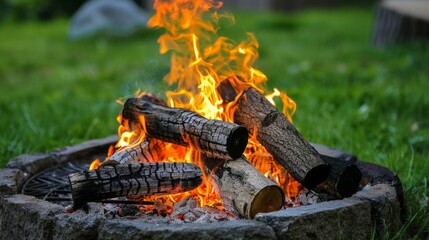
0;0;406;239
0;136;404;239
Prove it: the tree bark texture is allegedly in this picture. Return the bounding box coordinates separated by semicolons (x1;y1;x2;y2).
233;87;330;189
122;96;248;160
202;156;285;219
69;162;202;202
316;155;362;198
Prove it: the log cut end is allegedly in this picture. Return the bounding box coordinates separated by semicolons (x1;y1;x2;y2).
250;185;284;219
226;126;248;159
303;163;331;189
335;164;362;197
319;155;362;198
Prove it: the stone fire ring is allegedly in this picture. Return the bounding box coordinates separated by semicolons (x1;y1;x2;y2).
0;136;405;240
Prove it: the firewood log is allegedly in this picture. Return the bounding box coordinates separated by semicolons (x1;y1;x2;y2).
231;87;330;189
69;162;202;202
247;152;302;199
316;155;362;198
122;96;248;160
202;155;285;219
99;138;167;167
247;151;361;199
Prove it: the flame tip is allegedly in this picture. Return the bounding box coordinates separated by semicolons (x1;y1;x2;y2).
89;0;300;211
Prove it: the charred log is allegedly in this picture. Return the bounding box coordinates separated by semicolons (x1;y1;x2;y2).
316;155;362;198
231;87;330;189
100;139;168;167
202;155;285;219
122;96;248;160
69;162;202;202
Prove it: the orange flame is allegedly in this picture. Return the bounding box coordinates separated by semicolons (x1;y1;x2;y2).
92;0;300;208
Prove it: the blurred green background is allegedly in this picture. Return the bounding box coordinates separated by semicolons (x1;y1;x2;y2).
0;0;428;238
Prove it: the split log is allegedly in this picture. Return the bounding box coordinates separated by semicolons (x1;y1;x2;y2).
122;96;248;160
202;155;285;219
231;87;330;189
316;155;362;198
69;162;202;202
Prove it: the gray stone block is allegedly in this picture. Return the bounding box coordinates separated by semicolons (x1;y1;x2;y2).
353;184;402;238
0;194;64;240
99;219;276;240
7;153;54;176
0;168;24;195
6;136;116;178
310;142;357;162
53;203;105;240
50;135;116;164
255;198;372;240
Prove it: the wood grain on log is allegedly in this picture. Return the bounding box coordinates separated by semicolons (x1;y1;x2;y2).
69;162;202;202
202;156;285;219
122;96;248;160
233;87;330;189
316;155;362;198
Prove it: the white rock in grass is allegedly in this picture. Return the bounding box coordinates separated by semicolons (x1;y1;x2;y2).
69;0;148;39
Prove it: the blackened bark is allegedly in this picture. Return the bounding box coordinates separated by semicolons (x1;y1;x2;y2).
316;155;362;198
122;96;248;160
100;139;167;167
69;162;202;202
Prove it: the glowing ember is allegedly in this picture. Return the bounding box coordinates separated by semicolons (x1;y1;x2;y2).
93;0;300;209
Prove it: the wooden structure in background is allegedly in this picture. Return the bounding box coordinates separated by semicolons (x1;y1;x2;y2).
373;0;429;47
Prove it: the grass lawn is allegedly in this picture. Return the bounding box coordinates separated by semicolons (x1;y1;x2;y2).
1;6;428;239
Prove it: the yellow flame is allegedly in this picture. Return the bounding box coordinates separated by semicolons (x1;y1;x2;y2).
92;0;301;208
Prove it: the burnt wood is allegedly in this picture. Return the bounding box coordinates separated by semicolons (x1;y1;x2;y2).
69;162;202;202
316;155;362;198
100;139;167;167
122;96;248;160
202;155;285;219
232;87;330;189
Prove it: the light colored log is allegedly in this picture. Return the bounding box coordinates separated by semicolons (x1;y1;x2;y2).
203;156;284;219
233;88;330;189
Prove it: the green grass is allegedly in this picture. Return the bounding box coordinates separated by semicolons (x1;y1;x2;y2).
1;7;428;238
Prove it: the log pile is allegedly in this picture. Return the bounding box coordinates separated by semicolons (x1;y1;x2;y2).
69;89;362;218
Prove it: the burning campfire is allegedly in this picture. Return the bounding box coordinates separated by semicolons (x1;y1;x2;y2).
68;0;362;220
